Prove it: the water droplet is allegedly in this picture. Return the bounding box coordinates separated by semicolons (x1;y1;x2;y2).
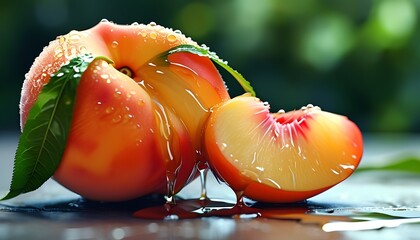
200;44;210;50
97;101;102;105
68;31;81;43
54;48;63;58
149;32;157;39
112;114;122;123
70;46;77;56
174;29;182;34
101;73;109;79
106;79;111;84
148;21;157;26
137;31;147;37
100;18;109;23
111;41;119;48
124;114;134;122
156;70;164;74
114;90;122;98
135;139;143;146
105;106;115;114
58;36;66;44
56;72;64;77
131;22;139;26
221;143;228;149
79;46;88;54
167;34;177;43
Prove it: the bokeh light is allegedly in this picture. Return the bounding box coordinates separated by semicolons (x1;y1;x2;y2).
1;0;419;133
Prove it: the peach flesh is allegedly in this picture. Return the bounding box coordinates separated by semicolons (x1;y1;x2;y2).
205;95;363;202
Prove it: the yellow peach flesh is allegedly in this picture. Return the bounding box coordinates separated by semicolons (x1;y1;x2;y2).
211;95;363;192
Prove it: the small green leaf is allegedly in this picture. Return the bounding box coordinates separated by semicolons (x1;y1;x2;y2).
1;54;95;200
160;44;256;96
356;157;420;174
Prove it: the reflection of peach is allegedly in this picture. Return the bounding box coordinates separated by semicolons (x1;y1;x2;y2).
205;94;363;202
20;21;229;201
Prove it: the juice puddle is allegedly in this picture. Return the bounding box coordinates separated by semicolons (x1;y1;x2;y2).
133;197;349;224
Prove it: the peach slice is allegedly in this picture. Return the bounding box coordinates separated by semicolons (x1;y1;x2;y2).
204;94;363;203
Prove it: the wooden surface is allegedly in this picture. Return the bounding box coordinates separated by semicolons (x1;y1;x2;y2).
1;132;420;239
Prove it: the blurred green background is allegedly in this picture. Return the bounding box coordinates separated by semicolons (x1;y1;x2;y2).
1;0;420;133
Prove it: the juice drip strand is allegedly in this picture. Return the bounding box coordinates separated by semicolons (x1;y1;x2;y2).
198;168;208;201
196;160;209;201
165;170;177;205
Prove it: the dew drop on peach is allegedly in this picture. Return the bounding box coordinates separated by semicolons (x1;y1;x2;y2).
111;41;119;48
123;113;134;123
112;114;122;123
79;46;88;54
94;101;102;111
150;32;158;40
138;31;147;37
105;106;114;114
114;90;122;98
167;34;177;43
68;31;81;43
100;74;109;80
54;48;63;59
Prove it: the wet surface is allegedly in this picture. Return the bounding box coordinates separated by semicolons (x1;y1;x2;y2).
1;132;420;239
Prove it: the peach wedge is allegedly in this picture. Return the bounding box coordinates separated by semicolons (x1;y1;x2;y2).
204;94;363;203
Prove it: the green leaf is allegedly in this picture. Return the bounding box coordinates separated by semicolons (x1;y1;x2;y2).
1;54;95;200
356;157;420;174
161;44;256;96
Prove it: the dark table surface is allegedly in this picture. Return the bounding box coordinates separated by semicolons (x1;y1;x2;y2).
1;132;420;239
